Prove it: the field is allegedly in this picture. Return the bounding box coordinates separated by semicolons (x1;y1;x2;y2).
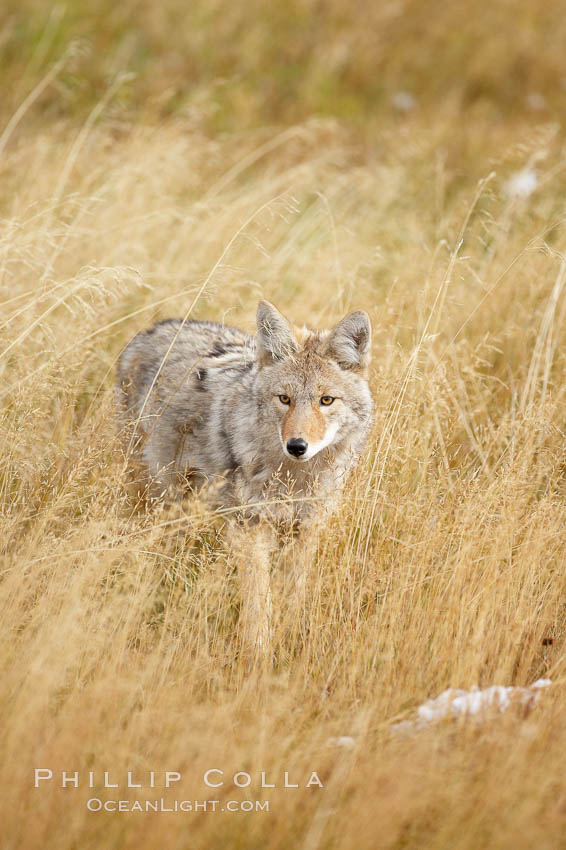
2;1;566;847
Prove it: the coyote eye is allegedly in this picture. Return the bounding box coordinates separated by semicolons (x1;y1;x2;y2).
278;394;291;405
320;395;335;406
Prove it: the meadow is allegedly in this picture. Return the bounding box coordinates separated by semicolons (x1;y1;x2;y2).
2;1;566;847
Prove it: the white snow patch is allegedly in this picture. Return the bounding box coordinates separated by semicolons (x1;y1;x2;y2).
505;168;539;199
531;678;552;688
327;736;356;748
392;679;551;735
392;91;417;112
526;92;547;111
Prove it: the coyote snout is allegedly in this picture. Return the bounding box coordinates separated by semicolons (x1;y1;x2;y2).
280;404;341;462
285;438;307;458
116;299;373;663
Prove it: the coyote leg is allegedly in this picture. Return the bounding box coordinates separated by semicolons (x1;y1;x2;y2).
231;522;274;663
283;526;318;637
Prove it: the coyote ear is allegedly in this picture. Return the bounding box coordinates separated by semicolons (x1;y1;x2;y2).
256;301;299;367
326;310;372;372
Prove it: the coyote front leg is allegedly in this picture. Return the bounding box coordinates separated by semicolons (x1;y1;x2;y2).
283;525;319;638
232;522;274;662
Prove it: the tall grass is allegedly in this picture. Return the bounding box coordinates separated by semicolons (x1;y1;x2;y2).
2;3;566;847
2;0;566;130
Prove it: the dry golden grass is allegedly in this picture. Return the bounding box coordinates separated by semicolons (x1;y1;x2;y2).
2;8;566;845
3;0;566;130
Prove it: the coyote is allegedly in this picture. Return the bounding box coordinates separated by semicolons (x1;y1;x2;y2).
117;301;373;658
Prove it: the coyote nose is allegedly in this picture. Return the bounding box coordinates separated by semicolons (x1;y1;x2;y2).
287;438;308;457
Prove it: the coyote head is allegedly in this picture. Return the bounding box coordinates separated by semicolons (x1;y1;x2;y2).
255;300;373;463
